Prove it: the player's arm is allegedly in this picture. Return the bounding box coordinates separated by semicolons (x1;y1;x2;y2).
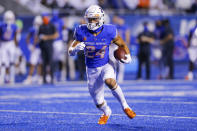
26;32;35;51
188;31;192;47
112;35;131;63
14;31;18;46
112;35;130;54
68;40;85;56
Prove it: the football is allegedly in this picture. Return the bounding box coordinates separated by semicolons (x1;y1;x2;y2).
114;47;126;62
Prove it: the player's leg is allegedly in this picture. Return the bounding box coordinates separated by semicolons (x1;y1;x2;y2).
185;61;194;80
9;42;16;83
23;48;39;84
52;41;59;82
36;63;43;84
117;62;124;83
185;47;196;80
0;46;3;84
53;40;66;82
36;50;43;84
0;43;10;84
86;67;111;124
103;63;136;119
0;63;6;84
58;41;67;81
68;55;76;80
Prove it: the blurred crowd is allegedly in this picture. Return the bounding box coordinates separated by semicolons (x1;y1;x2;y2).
16;0;197;14
0;7;196;85
41;0;197;13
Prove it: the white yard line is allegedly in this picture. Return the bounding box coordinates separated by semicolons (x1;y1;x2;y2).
0;109;196;120
39;99;197;105
0;102;19;105
0;80;196;88
1;90;197;100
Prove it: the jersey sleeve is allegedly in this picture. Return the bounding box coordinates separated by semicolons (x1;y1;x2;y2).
73;25;83;42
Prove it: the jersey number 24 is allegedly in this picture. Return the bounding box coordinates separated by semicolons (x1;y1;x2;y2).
86;45;107;58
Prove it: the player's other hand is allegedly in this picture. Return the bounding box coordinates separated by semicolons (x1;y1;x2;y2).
68;42;85;56
121;54;131;64
28;44;35;52
75;42;85;51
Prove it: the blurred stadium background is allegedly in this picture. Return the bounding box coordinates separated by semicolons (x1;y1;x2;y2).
0;0;196;83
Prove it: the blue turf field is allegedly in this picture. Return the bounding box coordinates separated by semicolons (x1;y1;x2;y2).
0;80;197;131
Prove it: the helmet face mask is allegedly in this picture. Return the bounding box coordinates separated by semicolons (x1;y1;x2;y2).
84;5;104;31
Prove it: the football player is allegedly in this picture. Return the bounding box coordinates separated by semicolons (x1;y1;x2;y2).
0;10;18;84
185;20;197;80
51;10;67;82
68;5;136;124
23;15;43;84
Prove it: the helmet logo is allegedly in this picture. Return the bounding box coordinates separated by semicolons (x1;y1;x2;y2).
95;14;99;17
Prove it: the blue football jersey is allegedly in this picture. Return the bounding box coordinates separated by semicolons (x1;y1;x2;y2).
74;24;117;68
0;23;17;41
28;26;39;48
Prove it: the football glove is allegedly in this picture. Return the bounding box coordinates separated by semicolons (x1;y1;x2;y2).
28;44;35;52
121;54;132;64
68;42;85;56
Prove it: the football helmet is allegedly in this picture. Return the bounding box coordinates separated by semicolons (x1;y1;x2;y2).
84;5;105;31
4;10;15;24
33;15;42;27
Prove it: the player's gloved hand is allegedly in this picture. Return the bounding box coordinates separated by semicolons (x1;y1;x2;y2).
75;42;85;51
28;44;35;52
68;42;85;56
121;54;132;64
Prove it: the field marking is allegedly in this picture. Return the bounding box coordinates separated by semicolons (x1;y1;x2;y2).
0;109;197;120
1;90;197;100
42;85;195;91
39;99;197;105
0;80;196;88
0;102;19;105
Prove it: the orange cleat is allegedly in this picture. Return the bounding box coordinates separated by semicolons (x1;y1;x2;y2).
98;114;110;125
124;108;136;119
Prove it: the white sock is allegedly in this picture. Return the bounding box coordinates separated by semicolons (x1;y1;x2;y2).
98;101;111;116
111;85;129;109
188;72;193;80
0;66;6;83
10;65;15;83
